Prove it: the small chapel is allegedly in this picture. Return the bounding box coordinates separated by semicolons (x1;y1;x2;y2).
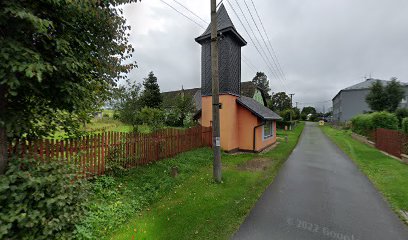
194;4;281;153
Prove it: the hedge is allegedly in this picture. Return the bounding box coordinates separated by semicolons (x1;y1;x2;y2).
351;114;374;136
402;117;408;134
351;112;398;136
370;111;399;130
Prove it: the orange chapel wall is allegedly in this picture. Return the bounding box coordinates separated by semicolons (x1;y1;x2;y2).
237;105;258;151
201;95;239;151
201;95;277;152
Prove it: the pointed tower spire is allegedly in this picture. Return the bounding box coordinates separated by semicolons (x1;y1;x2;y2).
195;4;246;46
195;4;247;97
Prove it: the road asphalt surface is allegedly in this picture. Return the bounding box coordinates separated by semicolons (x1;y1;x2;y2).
233;122;408;240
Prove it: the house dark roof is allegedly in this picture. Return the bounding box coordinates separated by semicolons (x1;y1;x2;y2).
332;78;408;100
163;81;269;112
161;88;201;110
241;81;257;98
237;96;281;120
195;4;246;46
240;81;268;106
344;79;391;90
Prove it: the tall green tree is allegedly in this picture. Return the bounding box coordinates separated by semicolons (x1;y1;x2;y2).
301;106;317;120
366;78;405;112
140;71;162;109
366;80;386;111
252;72;271;98
384;78;405;112
0;0;139;173
269;92;291;112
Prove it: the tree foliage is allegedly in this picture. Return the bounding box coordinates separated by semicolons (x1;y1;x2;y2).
366;78;405;112
136;107;164;131
110;80;142;127
402;118;408;134
301;106;317;115
165;91;195;127
252;72;271;98
385;78;405;112
140;71;162;109
0;158;90;239
366;80;387;112
279;109;294;122
269;92;291;112
0;0;138;139
351;112;399;136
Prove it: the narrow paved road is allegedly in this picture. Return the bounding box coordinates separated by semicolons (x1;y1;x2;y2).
233;122;408;240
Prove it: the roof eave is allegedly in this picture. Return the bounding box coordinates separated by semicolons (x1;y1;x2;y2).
195;27;247;46
236;99;281;121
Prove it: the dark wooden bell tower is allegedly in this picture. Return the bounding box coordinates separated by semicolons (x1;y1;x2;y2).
195;4;247;97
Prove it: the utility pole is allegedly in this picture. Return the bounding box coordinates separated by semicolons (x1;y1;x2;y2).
211;0;222;183
289;93;295;130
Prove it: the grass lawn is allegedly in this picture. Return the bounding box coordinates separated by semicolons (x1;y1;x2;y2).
97;123;304;240
321;126;408;219
51;118;151;139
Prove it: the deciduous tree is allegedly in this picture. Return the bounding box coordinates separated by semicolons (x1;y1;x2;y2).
0;0;140;173
252;72;271;98
366;78;405;112
269;92;291;112
385;78;405;112
366;80;386;111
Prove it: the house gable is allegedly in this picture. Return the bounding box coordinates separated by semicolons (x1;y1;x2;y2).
253;89;264;105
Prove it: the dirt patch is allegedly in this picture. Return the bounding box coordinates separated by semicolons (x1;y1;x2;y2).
237;158;272;171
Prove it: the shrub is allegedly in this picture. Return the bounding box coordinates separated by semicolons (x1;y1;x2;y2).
279;109;294;122
371;111;398;130
395;108;408;127
136;107;164;131
113;112;120;120
343;121;352;130
0;158;90;239
351;114;373;136
401;117;408;134
402;118;408;134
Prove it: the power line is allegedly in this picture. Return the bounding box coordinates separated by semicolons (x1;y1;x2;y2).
161;0;259;79
231;0;280;81
172;0;208;25
227;0;284;91
162;0;258;74
249;0;287;83
242;55;257;71
243;0;285;82
159;0;205;29
297;100;332;105
242;56;257;72
216;0;224;9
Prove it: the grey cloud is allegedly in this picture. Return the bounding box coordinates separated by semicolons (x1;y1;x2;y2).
123;0;408;112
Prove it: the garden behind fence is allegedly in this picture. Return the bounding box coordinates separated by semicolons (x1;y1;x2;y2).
7;125;212;176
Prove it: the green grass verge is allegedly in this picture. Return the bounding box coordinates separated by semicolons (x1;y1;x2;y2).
102;123;304;240
321;126;408;216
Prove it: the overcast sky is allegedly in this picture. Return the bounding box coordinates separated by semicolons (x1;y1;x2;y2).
122;0;408;112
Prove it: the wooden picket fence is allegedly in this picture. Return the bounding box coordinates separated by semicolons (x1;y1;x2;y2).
7;125;212;177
